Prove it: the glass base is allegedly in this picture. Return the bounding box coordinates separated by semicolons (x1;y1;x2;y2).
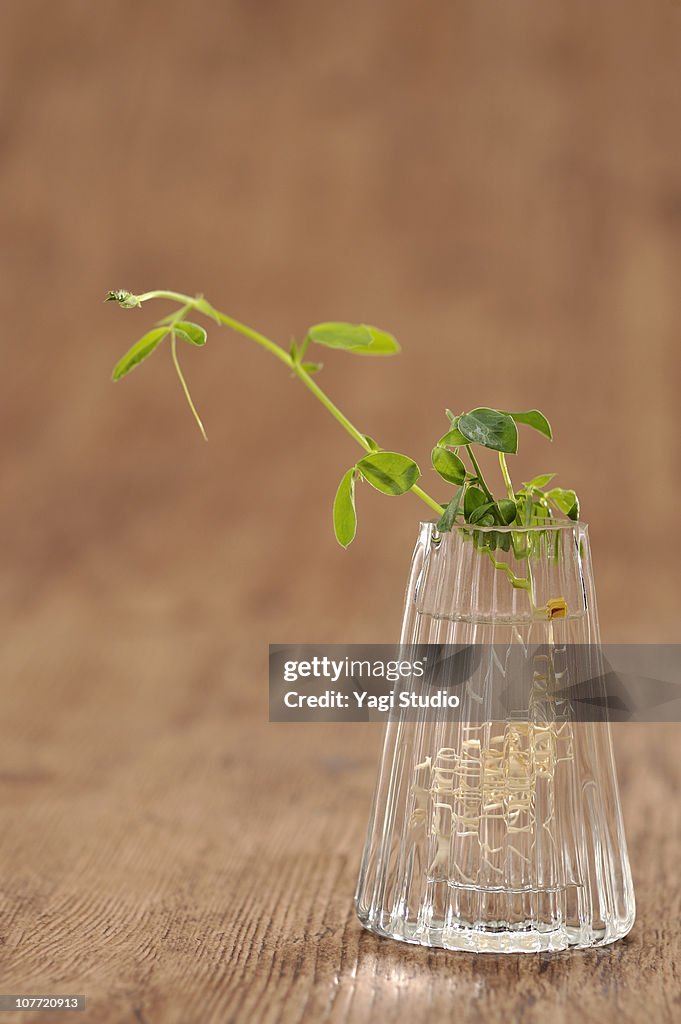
356;905;631;953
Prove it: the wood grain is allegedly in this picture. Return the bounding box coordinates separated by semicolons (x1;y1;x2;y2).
0;652;679;1023
0;1;680;1021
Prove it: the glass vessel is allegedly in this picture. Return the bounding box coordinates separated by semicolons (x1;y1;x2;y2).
355;521;635;953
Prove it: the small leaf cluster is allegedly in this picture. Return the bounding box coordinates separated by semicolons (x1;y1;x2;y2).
331;404;579;549
111;318;207;381
516;475;580;525
431;407;579;546
333;451;420;548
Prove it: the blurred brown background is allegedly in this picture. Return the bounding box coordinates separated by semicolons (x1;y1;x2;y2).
0;2;680;1022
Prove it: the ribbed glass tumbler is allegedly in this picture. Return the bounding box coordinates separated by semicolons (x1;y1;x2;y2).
355;522;635;953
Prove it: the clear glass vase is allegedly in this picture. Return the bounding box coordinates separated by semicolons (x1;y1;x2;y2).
355;521;635;953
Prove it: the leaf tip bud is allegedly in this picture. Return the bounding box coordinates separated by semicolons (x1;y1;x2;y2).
105;290;142;309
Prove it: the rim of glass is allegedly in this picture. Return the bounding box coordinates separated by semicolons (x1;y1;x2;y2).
423;519;587;534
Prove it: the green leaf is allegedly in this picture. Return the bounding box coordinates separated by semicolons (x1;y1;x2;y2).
431;446;466;485
532;500;551;520
351;326;400;356
469;501;497;527
307;322;399;355
301;362;323;374
547;488;580;520
458;408;518;454
308;322;372;350
363;435;381;452
437;428;467;448
468;499;517;527
463;485;487;522
333;469;357;548
174;321;207;346
522;473;556;490
112;327;168;381
442;413;469;445
497;499;518;524
436;486;464;532
356;452;420;495
507;409;552;440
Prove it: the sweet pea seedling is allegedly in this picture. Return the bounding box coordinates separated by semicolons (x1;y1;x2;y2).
107;289;579;597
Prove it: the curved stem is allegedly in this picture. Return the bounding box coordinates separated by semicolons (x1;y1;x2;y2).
292;362;372;451
139;289;196;306
480;546;530;590
210;309;293;369
140;292;293;369
170;333;207;441
139;291;444;516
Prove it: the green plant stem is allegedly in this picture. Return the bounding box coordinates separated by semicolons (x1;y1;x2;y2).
470;450;535;606
292;361;372;450
481;547;531;591
498;452;515;501
138;291;444;517
170;332;207;441
410;485;445;516
139;290;195;305
465;446;494;502
141;291;293;369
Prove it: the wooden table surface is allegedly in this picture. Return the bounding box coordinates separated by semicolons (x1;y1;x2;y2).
1;608;679;1023
1;1;680;1021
